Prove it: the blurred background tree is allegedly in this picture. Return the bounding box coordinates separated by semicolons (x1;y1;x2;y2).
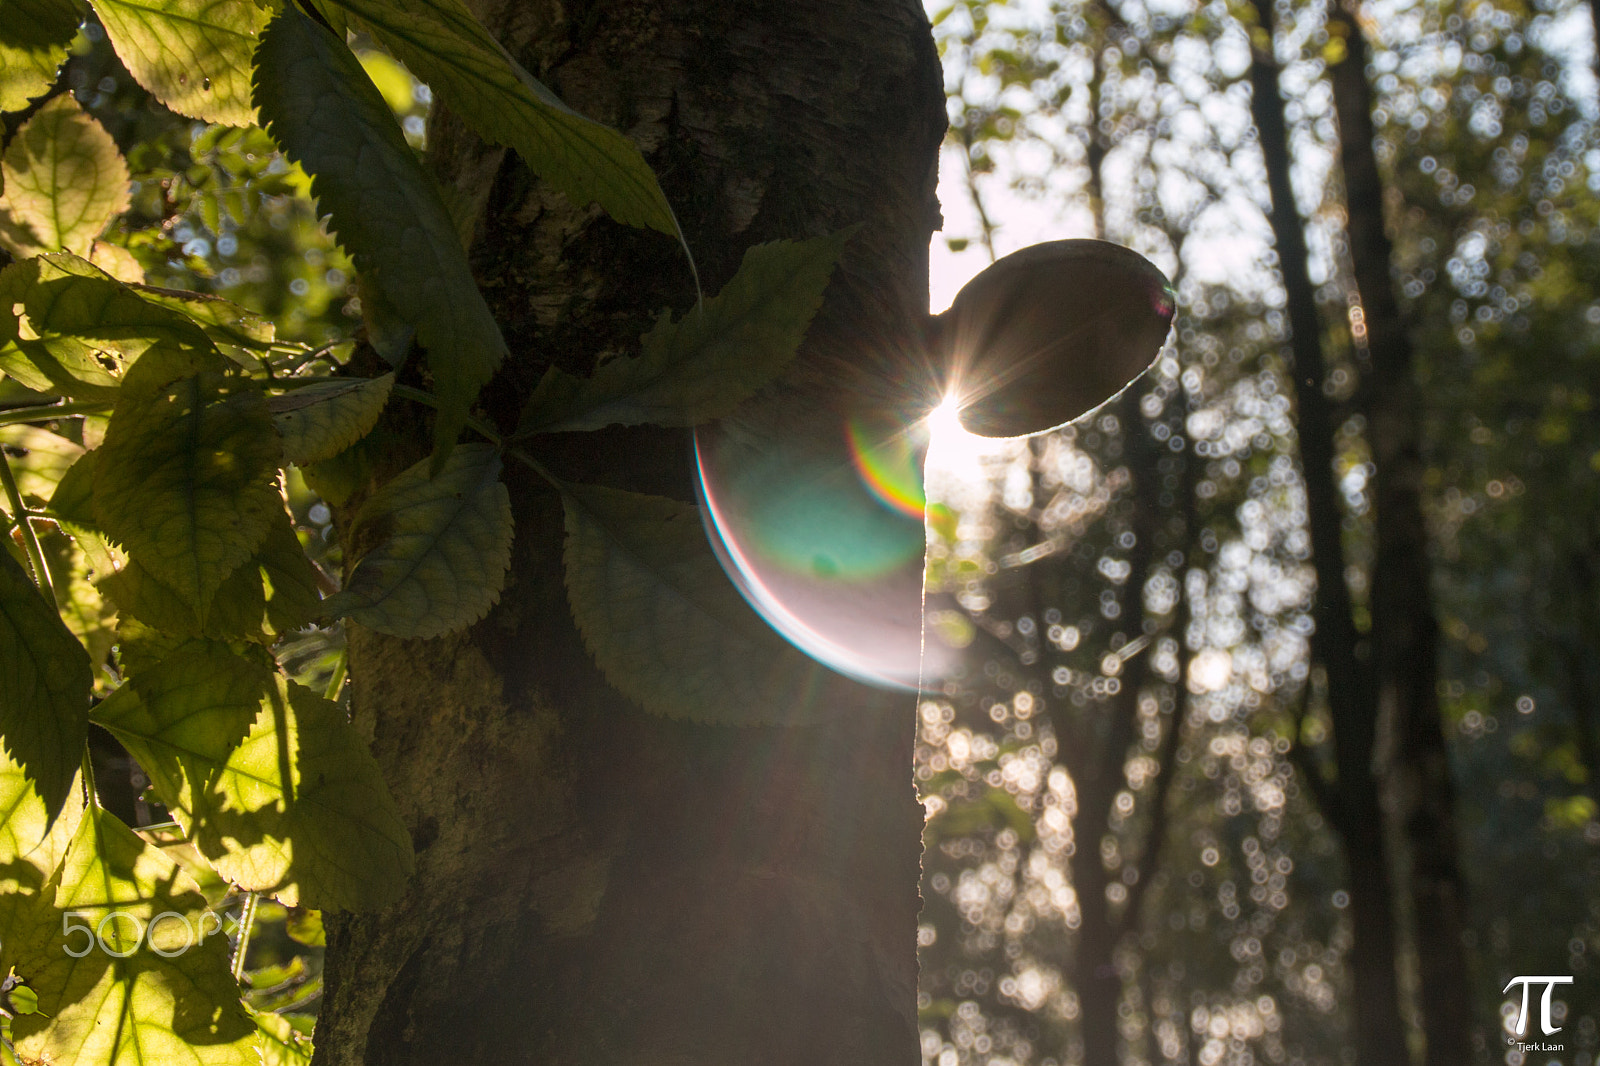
918;0;1598;1064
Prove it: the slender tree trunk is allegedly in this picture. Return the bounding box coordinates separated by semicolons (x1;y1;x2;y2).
1589;0;1600;78
1326;6;1477;1062
1085;4;1111;241
1566;545;1600;810
311;3;946;1064
1245;5;1411;1064
1049;415;1159;1066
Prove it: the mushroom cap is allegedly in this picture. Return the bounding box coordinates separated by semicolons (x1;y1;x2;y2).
933;239;1175;438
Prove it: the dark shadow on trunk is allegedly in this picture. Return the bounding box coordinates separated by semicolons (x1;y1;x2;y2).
312;2;947;1063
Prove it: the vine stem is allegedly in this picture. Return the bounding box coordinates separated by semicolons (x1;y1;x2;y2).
0;445;54;603
389;384;504;446
324;648;348;702
0;400;111;428
386;381;563;492
80;746;97;809
231;892;259;984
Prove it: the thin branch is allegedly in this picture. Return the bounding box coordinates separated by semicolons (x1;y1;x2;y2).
1;445;54;602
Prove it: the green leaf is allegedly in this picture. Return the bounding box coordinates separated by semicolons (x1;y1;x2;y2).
0;0;81;114
269;373;394;467
0;752;81;991
199;677;415;910
255;1009;313;1066
46;444;98;529
93;345;282;616
0;748;82;895
253;6;506;464
0;95;129;259
518;234;846;434
101;507;321;641
560;483;846;724
41;526;118;675
0;424;82;509
284;908;323;947
298;421;397;507
6;981;39;1015
5;805;258;1066
324;443;511;638
93;0;269;127
0;252;217;399
0;548;91;822
87;237;145;283
92;638;275;820
322;0;679;237
128;283;275;350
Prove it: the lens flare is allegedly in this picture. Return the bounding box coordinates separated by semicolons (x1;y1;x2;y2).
847;417;926;521
695;409;954;691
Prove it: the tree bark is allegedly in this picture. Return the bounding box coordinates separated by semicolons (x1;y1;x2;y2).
1245;5;1410;1064
311;3;946;1064
1326;6;1477;1063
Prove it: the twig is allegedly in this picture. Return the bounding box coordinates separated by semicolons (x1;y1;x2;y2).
0;400;111;428
1;446;54;602
231;892;259;984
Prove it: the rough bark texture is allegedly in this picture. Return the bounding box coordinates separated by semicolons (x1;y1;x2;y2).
1246;6;1411;1065
311;3;946;1064
1327;6;1477;1063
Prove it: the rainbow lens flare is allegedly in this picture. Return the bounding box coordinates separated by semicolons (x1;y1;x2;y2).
695;411;953;690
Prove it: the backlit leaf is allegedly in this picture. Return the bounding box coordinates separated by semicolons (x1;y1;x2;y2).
0;549;91;822
323;0;679;236
0;755;80;995
101;509;323;642
0;750;82;901
129;283;275;350
561;483;844;724
88;238;145;283
6;804;258;1066
47;444;99;529
269;373;394;466
92;638;275;821
0;424;82;508
93;345;282;615
200;678;415;911
0;252;218;399
94;0;269;127
519;234;845;433
255;1009;314;1066
324;443;511;638
253;6;506;464
41;527;117;673
0;0;81;114
0;95;129;258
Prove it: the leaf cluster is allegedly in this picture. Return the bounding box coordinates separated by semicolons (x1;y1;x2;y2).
0;2;855;1062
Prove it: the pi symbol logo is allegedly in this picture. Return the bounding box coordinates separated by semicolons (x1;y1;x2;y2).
1503;975;1574;1036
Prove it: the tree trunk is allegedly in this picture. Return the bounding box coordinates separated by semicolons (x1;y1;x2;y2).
1084;2;1111;241
310;3;946;1064
1326;6;1477;1063
1245;5;1411;1064
1048;415;1159;1066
